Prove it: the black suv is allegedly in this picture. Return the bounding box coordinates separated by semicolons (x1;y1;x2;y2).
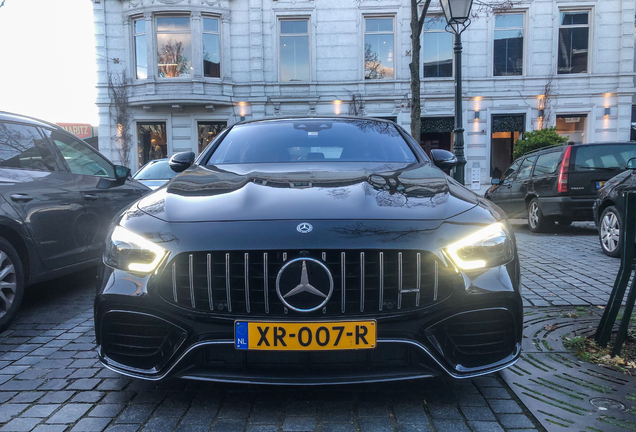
0;112;149;330
486;142;636;232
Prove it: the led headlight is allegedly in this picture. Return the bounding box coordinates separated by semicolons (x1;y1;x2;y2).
446;222;513;270
104;226;167;273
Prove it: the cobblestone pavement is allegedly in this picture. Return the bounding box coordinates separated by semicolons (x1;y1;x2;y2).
513;221;619;308
0;271;543;432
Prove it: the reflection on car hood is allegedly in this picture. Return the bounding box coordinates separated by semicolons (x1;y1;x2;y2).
136;162;479;222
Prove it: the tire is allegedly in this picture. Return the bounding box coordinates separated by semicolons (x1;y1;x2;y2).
599;206;622;258
0;237;23;332
527;198;553;233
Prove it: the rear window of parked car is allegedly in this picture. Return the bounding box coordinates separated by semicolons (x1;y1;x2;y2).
134;160;177;180
533;150;562;176
573;144;636;171
207;119;417;164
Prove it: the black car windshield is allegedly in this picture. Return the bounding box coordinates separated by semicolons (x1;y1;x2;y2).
206;119;418;164
134;160;177;180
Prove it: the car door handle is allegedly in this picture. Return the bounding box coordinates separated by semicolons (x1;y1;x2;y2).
84;194;99;201
9;194;34;203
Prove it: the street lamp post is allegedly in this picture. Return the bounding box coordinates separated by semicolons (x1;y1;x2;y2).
440;0;474;186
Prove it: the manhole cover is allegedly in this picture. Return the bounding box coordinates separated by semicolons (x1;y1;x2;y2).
589;397;626;411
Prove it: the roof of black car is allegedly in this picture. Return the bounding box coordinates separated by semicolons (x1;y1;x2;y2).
0;111;60;129
523;141;635;158
234;116;397;126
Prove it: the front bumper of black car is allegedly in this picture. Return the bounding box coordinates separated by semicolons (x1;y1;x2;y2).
95;261;522;384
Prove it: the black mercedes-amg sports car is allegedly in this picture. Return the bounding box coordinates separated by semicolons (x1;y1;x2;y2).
95;117;522;384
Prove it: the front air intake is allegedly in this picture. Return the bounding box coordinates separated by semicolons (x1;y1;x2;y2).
427;308;519;371
101;311;186;372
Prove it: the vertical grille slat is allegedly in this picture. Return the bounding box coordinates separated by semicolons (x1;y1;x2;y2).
379;252;384;311
340;252;346;314
189;254;196;308
225;253;232;312
161;250;454;315
416;253;421;307
172;262;178;303
244;253;250;313
207;253;213;311
360;252;365;313
264;253;269;314
397;252;403;310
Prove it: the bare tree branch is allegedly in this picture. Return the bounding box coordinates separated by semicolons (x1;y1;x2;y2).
107;70;133;167
409;0;520;144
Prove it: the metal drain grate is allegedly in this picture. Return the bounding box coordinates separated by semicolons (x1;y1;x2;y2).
501;308;636;431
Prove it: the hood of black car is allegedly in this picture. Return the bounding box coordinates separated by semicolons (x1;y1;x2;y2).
136;162;479;222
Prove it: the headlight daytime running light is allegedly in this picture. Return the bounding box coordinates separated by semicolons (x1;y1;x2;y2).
445;222;512;270
104;226;167;273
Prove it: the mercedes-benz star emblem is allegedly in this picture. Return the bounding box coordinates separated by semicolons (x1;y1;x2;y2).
296;222;313;234
276;258;333;312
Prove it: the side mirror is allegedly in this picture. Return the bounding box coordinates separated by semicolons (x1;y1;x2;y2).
491;178;501;185
169;151;196;173
430;149;458;171
114;165;131;184
628;157;636;170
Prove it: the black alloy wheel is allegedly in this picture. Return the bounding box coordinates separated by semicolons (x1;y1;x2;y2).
599;206;622;258
527;198;553;233
0;237;23;332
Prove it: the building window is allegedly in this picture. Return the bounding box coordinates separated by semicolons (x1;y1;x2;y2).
556;115;587;143
279;19;310;82
364;17;394;80
134;19;147;79
422;16;452;78
494;13;523;76
156;16;192;78
137;122;167;168
558;11;589;74
203;17;220;78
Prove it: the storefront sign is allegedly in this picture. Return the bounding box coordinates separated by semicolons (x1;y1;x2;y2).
56;123;93;139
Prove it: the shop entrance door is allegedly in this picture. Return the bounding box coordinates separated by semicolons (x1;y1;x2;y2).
490;115;524;178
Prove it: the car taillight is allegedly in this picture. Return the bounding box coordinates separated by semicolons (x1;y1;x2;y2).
557;145;572;193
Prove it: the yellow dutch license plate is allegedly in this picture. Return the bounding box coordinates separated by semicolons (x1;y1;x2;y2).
234;321;376;351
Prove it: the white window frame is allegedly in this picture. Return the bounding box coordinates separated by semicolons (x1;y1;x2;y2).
155;14;193;80
363;15;396;80
278;17;311;83
492;12;526;77
202;15;222;79
556;8;592;75
421;15;453;80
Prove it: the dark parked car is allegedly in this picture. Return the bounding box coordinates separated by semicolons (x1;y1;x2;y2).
0;112;149;330
95;117;522;384
593;158;636;257
133;158;177;190
486;142;636;232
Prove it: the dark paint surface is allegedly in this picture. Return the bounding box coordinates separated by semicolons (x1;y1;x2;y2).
137;162;478;222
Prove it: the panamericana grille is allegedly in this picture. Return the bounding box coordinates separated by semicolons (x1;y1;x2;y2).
158;250;454;316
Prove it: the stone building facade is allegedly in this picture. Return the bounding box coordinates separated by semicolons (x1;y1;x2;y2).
93;0;635;192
